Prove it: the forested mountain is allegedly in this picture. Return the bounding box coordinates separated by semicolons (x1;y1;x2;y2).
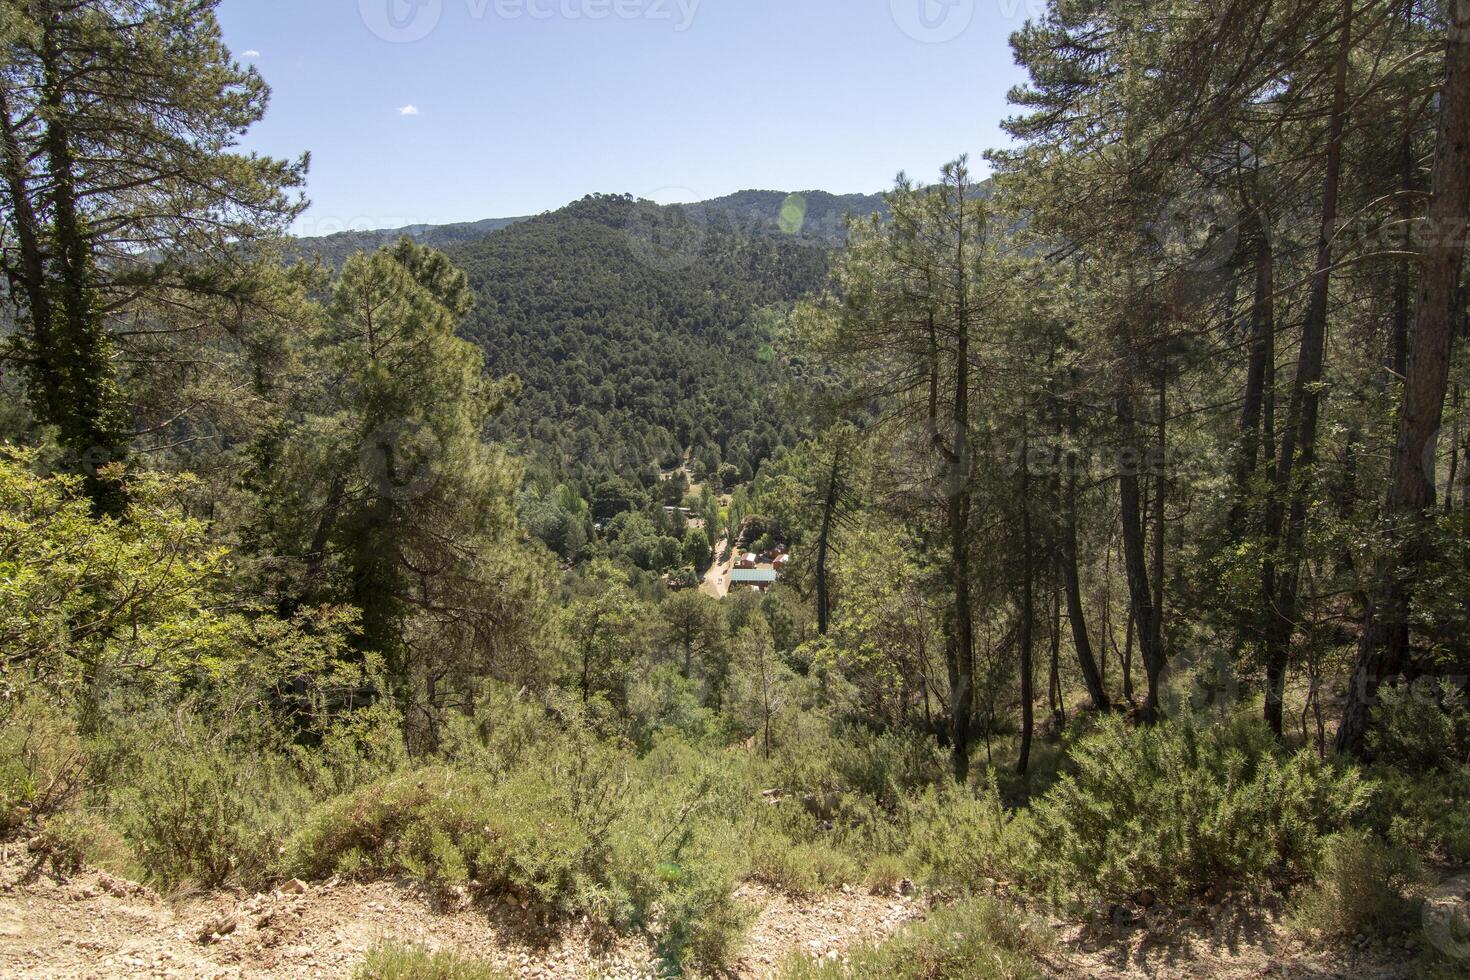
292;215;529;267
694;189;890;243
443;193;832;490
293;188;890;263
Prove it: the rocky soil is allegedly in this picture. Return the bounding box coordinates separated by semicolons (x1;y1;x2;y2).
0;851;920;979
0;846;1455;979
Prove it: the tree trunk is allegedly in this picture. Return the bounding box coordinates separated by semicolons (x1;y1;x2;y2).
1049;586;1065;727
0;83;55;424
815;442;841;634
1062;396;1110;710
35;20;128;513
1018;433;1035;775
1338;5;1470;755
1228;198;1276;533
1149;364;1167;684
1118;393;1163;719
1263;0;1354;737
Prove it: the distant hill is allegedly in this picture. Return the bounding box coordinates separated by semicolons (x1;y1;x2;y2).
291;188;892;265
693;189;890;243
441;193;832;491
288;189;891;492
290;215;529;266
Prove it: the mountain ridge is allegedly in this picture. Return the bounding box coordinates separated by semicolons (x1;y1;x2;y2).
291;187;891;261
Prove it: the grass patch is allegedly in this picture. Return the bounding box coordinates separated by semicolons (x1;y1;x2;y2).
352;943;507;980
777;895;1053;979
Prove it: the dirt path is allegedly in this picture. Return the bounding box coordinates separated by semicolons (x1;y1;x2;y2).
700;537;732;599
0;856;918;979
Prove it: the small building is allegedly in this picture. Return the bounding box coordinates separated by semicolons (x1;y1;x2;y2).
736;552;759;569
730;568;778;593
772;552;790;571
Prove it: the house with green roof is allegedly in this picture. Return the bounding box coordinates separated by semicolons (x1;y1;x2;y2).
730;568;778;592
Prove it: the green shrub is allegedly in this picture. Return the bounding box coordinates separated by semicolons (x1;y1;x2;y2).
294;700;409;797
352;943;507;980
1361;684;1470;864
1293;830;1424;942
903;776;1024;891
753;719;945;860
28;810;136;878
112;717;310;889
286;765;617;909
1364;764;1470;864
0;696;85;836
288;738;753;974
1367;681;1470;771
862;854;907;895
652;856;754;974
1022;711;1364;906
777;895;1053;979
746;829;859;896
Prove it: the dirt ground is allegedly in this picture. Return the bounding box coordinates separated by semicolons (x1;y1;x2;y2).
0;848;1449;979
0;853;919;979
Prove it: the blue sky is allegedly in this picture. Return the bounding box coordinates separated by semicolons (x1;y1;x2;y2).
216;0;1036;234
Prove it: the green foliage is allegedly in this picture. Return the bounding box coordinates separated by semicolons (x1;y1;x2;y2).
778;896;1053;980
446;194;829;490
285;717;754;972
353;943;508;980
1368;681;1470;771
1022;713;1365;906
746;830;859;896
1360;683;1470;863
110;715;313;889
903;777;1024;892
26;810;135;879
862;854;908;895
1293;830;1425;942
0;450;239;697
1364;765;1470;864
0;694;84;836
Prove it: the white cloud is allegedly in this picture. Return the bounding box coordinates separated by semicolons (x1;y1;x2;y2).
242;49;260;58
397;104;420;116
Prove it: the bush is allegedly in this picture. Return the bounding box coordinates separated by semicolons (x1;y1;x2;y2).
1021;711;1364;906
652;856;754;974
862;854;907;895
756;719;946;859
1363;764;1470;864
1361;683;1470;864
0;696;85;836
103;712;312;889
903;776;1024;892
1293;830;1424;942
746;830;859;896
27;810;135;878
1368;680;1470;771
285;764;624;911
353;943;507;980
293;700;409;797
777;895;1053;979
288;731;754;974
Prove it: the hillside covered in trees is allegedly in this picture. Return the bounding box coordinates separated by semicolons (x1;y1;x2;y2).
3;1;1470;978
444;193;831;490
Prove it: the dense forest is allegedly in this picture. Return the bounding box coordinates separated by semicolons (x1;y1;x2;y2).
2;1;1470;978
445;194;831;490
